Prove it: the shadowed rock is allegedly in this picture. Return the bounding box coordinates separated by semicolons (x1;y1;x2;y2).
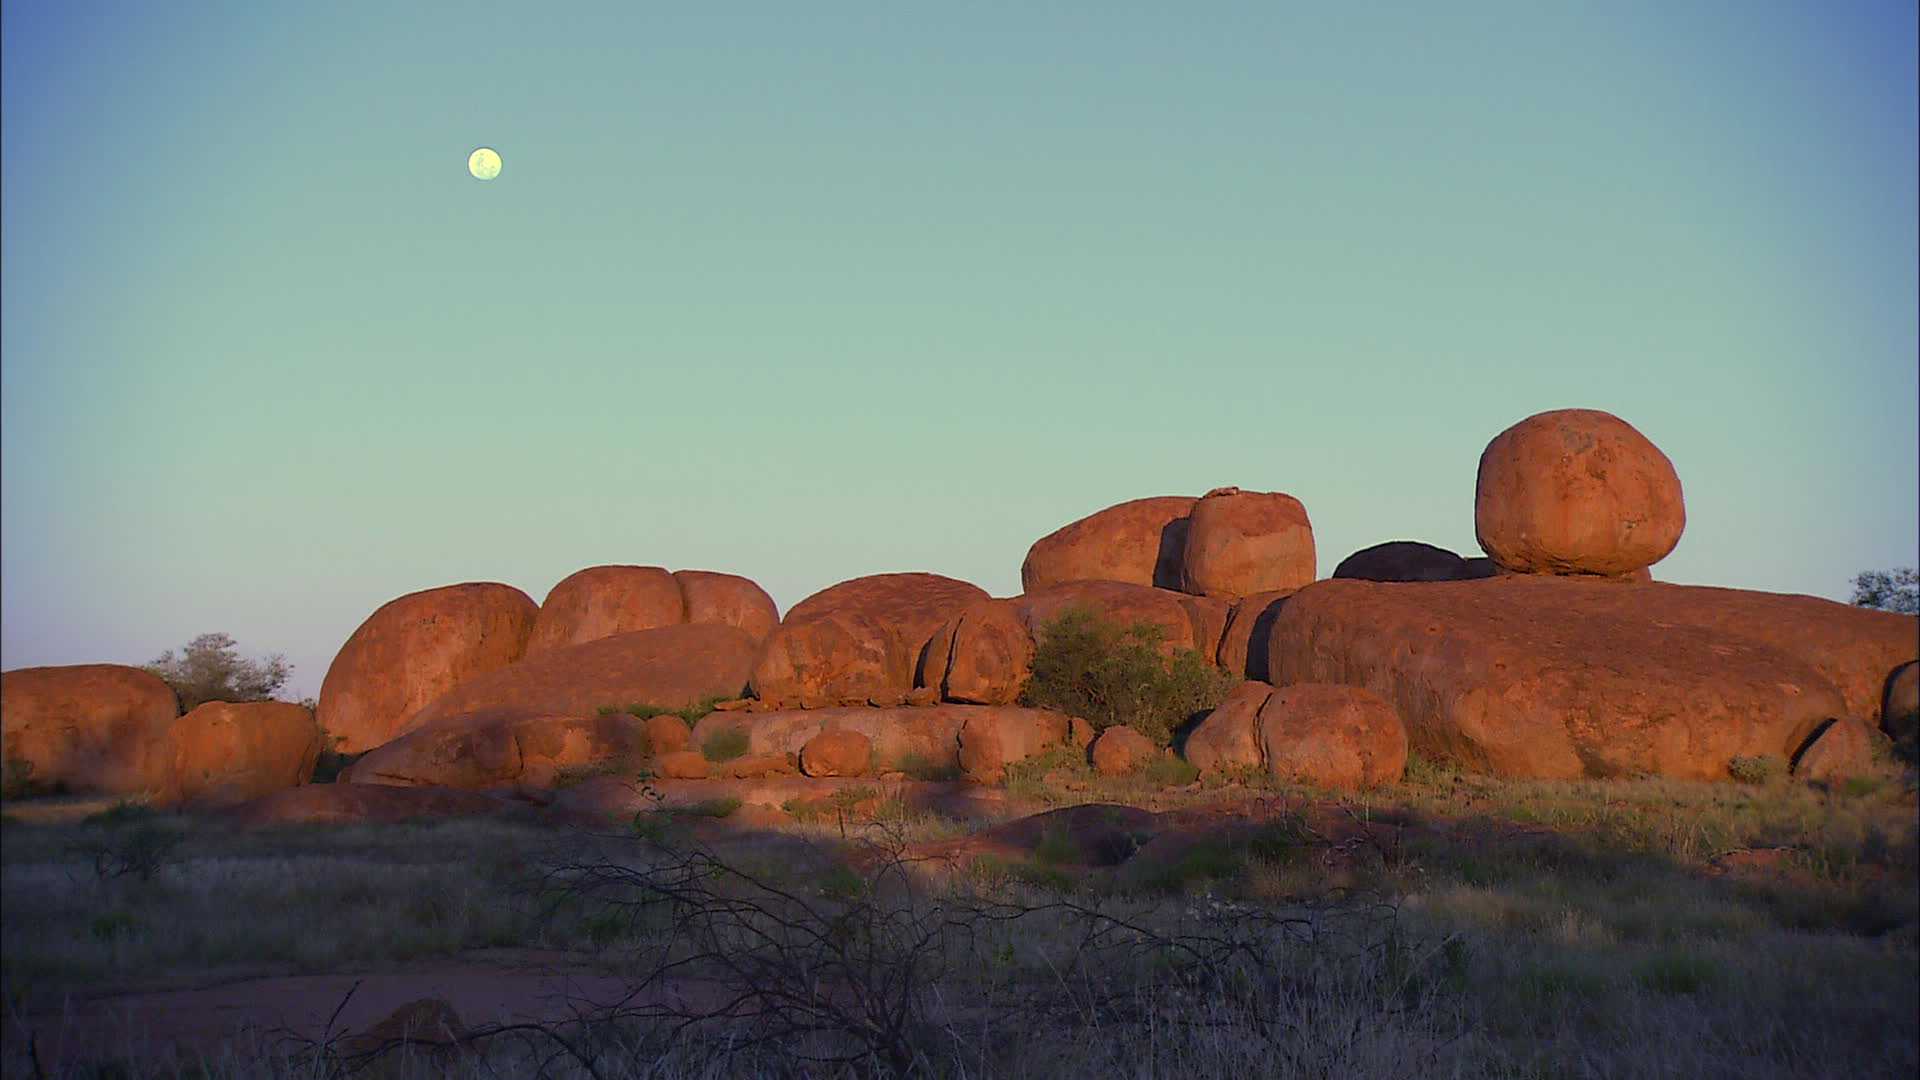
222;783;509;826
1334;541;1480;582
1883;661;1918;741
1214;590;1295;680
348;712;654;792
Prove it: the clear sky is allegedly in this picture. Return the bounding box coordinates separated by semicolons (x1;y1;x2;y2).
4;2;1916;699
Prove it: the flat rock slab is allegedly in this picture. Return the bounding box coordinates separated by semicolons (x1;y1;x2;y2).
220;784;520;826
1268;577;1917;780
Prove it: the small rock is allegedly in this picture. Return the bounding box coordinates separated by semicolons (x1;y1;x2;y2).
643;714;691;756
799;729;873;778
1090;726;1157;775
654;751;711;780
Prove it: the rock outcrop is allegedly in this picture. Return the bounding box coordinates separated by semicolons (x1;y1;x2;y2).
799;729;873;778
0;664;180;798
317;583;538;753
1014;581;1204;655
1474;409;1685;577
1021;496;1197;592
1264;577;1886;780
167;701;322;806
1180;487;1316;599
399;624;758;736
751;573;987;708
1792;717;1886;783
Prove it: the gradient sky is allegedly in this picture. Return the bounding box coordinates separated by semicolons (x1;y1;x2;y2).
4;2;1916;699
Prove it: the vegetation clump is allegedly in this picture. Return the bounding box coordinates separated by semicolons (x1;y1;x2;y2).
1019;606;1235;746
143;632;292;711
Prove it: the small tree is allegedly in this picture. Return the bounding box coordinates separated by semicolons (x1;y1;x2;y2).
1850;568;1918;616
145;632;292;711
1019;606;1235;746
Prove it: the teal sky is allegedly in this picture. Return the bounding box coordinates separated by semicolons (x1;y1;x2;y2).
4;2;1916;698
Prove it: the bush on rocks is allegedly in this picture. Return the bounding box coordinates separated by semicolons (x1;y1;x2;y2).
1019;607;1234;747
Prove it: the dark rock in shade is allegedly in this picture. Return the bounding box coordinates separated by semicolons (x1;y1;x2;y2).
1215;590;1296;680
1334;541;1474;582
1884;661;1918;741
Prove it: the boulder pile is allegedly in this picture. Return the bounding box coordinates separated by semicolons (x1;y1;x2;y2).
7;407;1915;807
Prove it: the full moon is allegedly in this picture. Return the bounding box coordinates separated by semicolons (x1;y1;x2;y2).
467;147;501;180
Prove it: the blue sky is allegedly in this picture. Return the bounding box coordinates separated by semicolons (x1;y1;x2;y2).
4;2;1915;697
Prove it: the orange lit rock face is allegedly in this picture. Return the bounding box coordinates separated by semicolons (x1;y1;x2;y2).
168;701;321;806
1180;488;1315;599
1264;576;1917;780
674;570;780;644
0;664;180;797
525;566;685;657
1021;496;1197;592
1256;684;1407;790
348;711;650;792
1013;581;1202;656
920;600;1035;706
1474;409;1685;577
751;573;988;708
400;623;758;736
1090;725;1157;775
317;583;538;754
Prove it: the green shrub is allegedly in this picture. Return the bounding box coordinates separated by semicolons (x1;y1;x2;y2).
1143;755;1200;788
1034;824;1077;867
701;728;750;763
683;797;743;819
1727;755;1783;785
895;753;961;782
2;757;37;800
618;696;729;725
1019;606;1235;746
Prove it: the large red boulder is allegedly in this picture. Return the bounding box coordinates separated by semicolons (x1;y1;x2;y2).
317;583;538;753
1180;487;1316;599
1333;541;1493;582
1257;684;1407;790
525;566;685;656
1474;409;1685;577
920;600;1035;705
1263;577;1904;780
1021;496;1197;592
751;573;988;708
1015;581;1204;655
167;702;322;807
0;664;179;798
350;712;649;791
400;623;758;735
675;570;780;644
956;708;1075;782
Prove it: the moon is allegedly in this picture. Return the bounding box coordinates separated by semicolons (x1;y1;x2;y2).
467;147;501;180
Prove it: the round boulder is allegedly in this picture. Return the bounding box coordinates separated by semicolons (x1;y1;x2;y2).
920;600;1035;705
1090;725;1158;776
1180;487;1316;599
526;566;685;657
1474;409;1685;577
752;574;988;708
799;729;873;778
317;583;538;753
675;570;780;644
1181;681;1272;775
643;713;692;756
1021;496;1197;592
0;664;179;798
168;701;322;807
654;750;712;780
1258;684;1408;789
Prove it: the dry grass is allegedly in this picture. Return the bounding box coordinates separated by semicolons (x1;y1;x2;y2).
2;756;1916;1078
